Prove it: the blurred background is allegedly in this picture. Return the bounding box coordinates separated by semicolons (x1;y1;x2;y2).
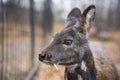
0;0;120;80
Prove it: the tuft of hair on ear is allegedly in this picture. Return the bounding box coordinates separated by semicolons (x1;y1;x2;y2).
67;8;81;18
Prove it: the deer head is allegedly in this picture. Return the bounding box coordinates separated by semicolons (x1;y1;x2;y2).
39;5;95;66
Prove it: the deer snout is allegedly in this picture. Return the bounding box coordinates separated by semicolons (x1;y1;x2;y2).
39;53;46;61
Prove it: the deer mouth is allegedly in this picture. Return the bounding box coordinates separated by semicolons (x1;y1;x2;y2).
40;60;59;71
41;60;53;65
39;53;78;67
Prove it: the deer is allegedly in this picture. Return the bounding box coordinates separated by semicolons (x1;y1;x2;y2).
38;5;119;80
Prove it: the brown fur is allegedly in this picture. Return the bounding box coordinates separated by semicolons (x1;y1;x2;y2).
90;42;119;80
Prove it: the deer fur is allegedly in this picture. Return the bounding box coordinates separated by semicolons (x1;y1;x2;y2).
39;5;119;80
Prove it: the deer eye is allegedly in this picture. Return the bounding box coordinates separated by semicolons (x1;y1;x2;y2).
63;40;73;45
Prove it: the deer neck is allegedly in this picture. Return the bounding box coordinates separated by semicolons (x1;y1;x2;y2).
65;48;97;80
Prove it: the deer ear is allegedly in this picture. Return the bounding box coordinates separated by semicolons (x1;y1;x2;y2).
81;5;96;32
67;8;81;18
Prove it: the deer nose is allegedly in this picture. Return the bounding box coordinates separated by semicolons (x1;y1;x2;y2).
39;53;46;61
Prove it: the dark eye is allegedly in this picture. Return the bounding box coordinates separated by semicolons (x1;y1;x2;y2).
63;40;73;45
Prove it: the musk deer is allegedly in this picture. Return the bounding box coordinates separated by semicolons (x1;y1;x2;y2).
39;5;119;80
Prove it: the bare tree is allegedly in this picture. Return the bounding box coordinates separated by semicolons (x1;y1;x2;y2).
25;0;36;80
41;0;53;45
116;0;120;29
29;0;35;64
95;0;110;39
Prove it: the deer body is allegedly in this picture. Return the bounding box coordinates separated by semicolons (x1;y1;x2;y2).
64;42;119;80
39;5;119;80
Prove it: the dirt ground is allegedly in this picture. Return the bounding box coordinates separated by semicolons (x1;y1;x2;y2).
0;22;120;80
